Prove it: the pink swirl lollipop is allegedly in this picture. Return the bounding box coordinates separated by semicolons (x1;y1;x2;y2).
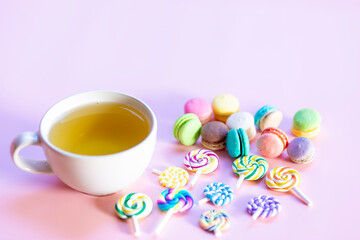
154;188;194;236
184;149;219;187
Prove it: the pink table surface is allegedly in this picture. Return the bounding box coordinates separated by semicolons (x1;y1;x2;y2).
1;1;359;239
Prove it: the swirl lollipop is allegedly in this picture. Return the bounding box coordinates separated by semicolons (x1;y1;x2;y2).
232;155;269;189
266;166;312;206
247;195;281;220
200;209;230;237
152;166;189;188
154;188;194;236
184;149;219;187
198;182;234;206
115;193;153;236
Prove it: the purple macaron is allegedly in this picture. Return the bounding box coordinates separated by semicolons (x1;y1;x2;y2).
287;137;315;163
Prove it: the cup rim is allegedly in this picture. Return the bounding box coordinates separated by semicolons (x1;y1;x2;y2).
39;90;157;159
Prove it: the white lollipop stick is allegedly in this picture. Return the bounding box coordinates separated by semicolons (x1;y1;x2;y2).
251;207;263;220
152;169;162;175
292;187;313;206
190;170;202;187
214;228;222;237
197;198;210;206
154;208;175;236
131;216;141;237
236;174;245;189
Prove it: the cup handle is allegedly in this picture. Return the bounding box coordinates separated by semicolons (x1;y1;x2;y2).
10;131;54;174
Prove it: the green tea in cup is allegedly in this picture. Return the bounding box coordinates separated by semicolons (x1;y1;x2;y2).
49;102;150;155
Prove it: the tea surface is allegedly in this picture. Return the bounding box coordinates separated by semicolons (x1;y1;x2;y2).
49;102;150;155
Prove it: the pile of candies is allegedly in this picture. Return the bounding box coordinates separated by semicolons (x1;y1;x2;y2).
115;94;321;237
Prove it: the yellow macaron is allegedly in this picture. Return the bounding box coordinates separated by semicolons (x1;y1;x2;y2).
212;94;240;123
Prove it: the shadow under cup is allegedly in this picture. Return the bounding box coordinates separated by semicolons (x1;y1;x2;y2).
19;91;157;196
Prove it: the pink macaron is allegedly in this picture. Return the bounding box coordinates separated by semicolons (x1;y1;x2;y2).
184;98;213;124
256;128;289;158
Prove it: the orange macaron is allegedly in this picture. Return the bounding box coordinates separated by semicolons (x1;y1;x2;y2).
256;127;289;158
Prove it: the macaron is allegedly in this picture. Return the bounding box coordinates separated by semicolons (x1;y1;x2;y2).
226;128;249;158
212;94;240;123
254;105;283;131
256;127;289;158
291;109;321;138
226;112;256;141
173;113;202;146
287;137;315;164
184;98;213;124
201;121;229;150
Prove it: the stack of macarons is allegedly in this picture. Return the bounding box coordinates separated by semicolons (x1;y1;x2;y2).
174;94;250;158
174;95;321;163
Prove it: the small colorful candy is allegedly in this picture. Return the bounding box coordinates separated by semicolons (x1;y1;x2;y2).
266;166;312;206
232;155;269;189
152;166;189;188
256;127;289;158
200;209;230;237
115;193;153;236
254;105;283;131
198;182;234;206
154;188;194;236
184;149;219;187
247;195;281;220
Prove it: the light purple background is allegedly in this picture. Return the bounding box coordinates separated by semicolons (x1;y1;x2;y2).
1;1;359;239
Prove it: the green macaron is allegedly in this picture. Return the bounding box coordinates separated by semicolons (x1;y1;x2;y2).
291;108;321;138
173;113;202;146
226;128;250;158
293;109;321;131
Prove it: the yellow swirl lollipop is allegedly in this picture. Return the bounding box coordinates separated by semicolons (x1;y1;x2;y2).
266;166;312;206
152;166;189;188
232;155;268;189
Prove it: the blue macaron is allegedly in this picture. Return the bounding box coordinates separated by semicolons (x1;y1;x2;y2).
254;105;277;128
226;128;250;158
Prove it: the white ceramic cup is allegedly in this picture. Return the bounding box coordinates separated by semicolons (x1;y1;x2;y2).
10;91;157;196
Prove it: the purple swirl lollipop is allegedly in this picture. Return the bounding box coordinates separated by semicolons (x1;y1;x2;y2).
247;195;281;220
